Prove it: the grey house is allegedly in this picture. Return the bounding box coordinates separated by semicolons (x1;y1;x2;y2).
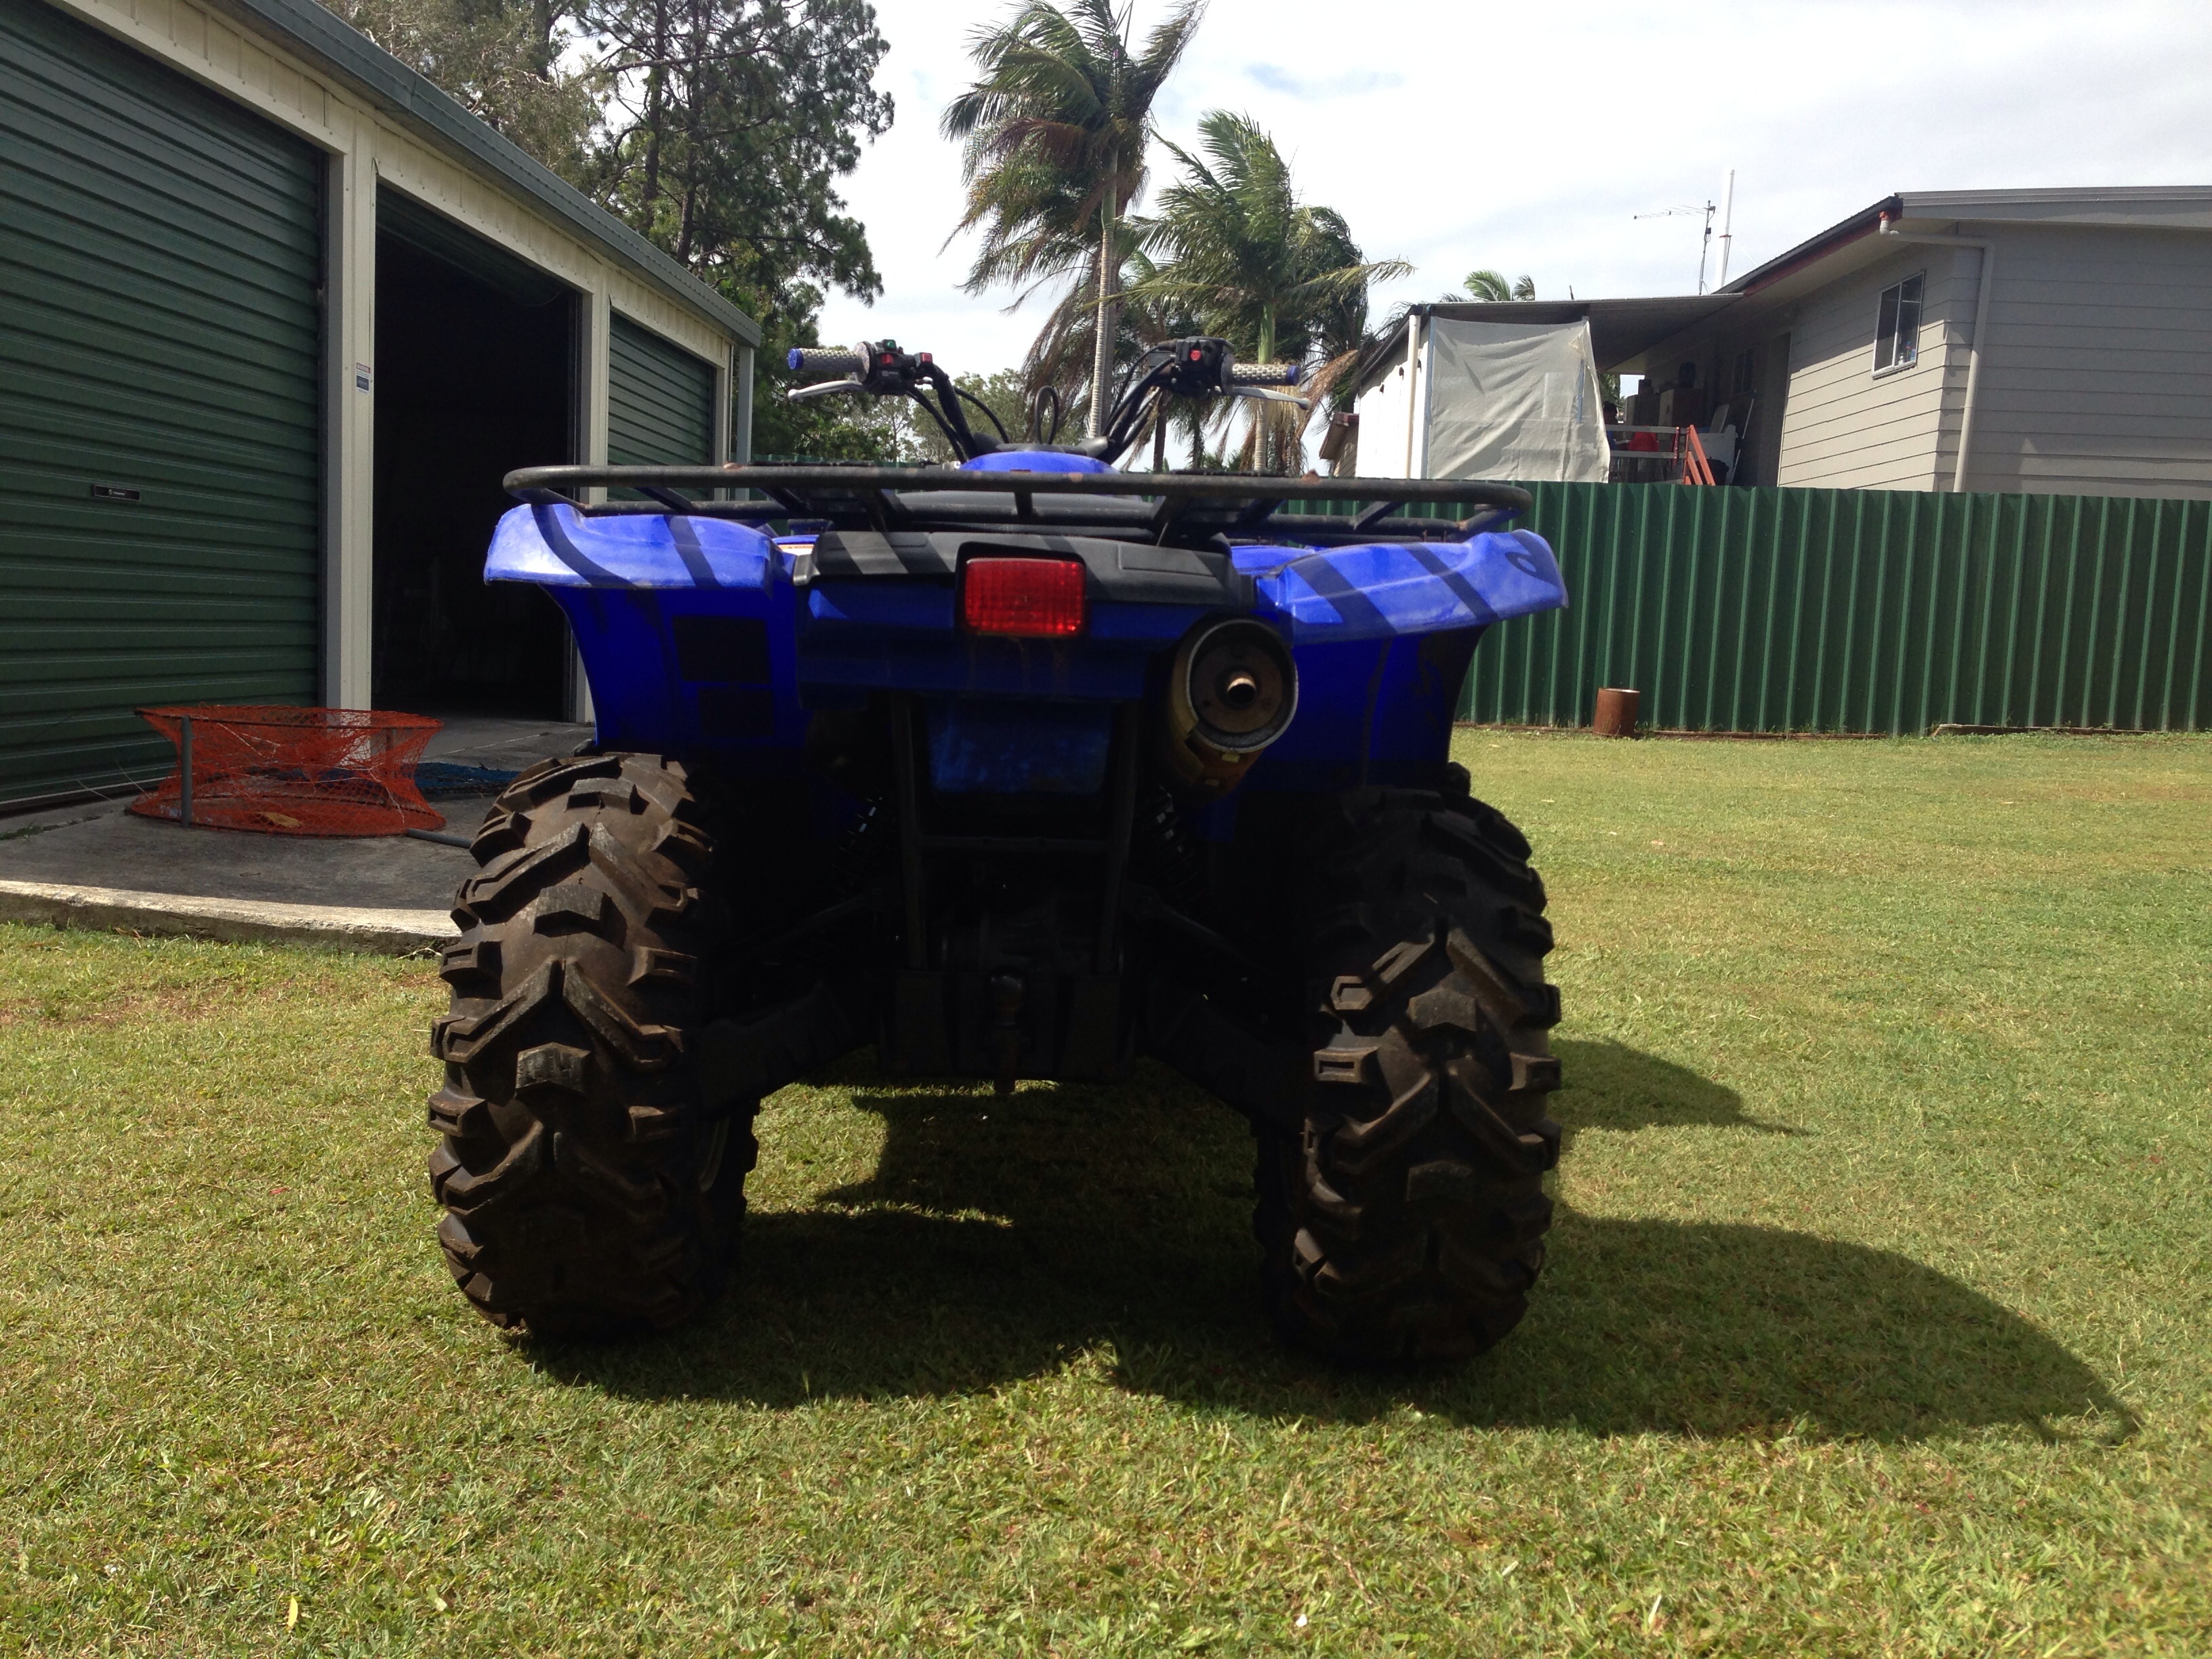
1410;188;2212;499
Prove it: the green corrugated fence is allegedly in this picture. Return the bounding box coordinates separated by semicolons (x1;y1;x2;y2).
1334;483;2212;734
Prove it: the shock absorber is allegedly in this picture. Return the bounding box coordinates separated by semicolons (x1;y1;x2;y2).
826;796;894;899
1132;785;1208;913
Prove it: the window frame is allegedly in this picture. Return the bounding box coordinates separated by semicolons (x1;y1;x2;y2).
1872;271;1926;378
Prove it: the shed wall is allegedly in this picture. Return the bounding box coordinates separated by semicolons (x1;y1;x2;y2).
1351;344;1416;480
1;0;323;805
608;314;719;466
37;0;746;713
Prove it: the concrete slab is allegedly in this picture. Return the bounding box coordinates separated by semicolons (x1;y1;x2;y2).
0;795;491;909
425;717;593;771
0;880;454;954
0;715;591;949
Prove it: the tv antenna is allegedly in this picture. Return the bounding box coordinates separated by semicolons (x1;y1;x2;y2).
1636;195;1718;293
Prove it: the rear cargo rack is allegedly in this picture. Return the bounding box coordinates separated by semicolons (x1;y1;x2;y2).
503;464;1533;547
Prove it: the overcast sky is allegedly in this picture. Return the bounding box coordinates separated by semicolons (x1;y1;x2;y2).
813;0;2212;377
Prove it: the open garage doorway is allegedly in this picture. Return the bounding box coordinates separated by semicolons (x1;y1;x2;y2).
371;191;575;718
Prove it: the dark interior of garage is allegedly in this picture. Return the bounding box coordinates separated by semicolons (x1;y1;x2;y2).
372;196;575;717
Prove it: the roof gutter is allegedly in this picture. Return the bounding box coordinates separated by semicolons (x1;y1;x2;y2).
1879;211;1993;493
1724;194;1900;297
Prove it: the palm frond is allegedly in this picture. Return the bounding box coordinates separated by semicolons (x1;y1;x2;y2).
944;0;1205;430
1127;106;1403;468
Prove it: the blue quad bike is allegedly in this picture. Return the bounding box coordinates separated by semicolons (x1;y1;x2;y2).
426;336;1570;1364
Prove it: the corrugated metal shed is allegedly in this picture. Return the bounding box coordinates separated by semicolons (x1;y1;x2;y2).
609;315;718;467
0;0;323;804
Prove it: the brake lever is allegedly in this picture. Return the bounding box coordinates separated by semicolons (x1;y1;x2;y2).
1228;386;1313;410
787;380;862;403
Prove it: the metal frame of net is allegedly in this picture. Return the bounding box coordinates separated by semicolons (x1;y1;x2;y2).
129;706;446;836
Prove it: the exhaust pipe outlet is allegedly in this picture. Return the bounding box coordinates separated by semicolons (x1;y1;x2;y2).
1162;619;1298;795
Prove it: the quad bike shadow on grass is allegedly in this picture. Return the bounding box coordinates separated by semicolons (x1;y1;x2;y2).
528;1040;2130;1446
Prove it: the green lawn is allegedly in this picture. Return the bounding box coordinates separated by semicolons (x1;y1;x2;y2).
2;732;2207;1656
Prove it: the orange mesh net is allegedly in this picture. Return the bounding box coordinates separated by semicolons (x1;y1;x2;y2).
129;705;447;837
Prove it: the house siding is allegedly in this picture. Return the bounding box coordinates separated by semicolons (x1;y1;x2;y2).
1595;199;2212;499
1774;244;1974;491
1963;224;2212;497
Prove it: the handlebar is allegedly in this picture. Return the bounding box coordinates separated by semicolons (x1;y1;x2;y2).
787;346;863;376
779;334;1305;468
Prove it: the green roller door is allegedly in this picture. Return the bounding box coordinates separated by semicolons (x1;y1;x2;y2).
608;313;718;466
0;0;322;806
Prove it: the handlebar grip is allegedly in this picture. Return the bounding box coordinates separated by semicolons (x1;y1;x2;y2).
1227;361;1300;387
787;346;863;375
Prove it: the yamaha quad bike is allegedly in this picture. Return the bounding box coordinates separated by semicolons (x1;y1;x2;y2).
426;335;1570;1364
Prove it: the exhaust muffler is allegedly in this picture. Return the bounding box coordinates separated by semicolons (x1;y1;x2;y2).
1162;619;1298;794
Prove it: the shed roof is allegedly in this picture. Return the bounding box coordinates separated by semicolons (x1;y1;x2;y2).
212;0;760;346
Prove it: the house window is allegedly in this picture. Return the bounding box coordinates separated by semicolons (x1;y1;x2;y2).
1874;273;1924;375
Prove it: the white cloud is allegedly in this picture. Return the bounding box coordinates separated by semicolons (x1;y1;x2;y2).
815;0;2212;380
1242;64;1403;99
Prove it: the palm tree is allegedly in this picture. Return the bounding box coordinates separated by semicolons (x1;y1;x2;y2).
941;0;1205;437
1130;111;1409;470
1462;268;1536;302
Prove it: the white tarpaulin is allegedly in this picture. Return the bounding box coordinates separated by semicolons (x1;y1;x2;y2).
1421;318;1610;484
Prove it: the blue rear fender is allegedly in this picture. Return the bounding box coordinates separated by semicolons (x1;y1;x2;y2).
484;501;1567;785
489;504;809;758
1235;527;1564;790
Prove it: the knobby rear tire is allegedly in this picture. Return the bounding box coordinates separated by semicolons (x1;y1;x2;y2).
425;752;750;1338
1258;780;1563;1364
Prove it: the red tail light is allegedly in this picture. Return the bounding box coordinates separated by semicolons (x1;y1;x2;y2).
960;556;1087;638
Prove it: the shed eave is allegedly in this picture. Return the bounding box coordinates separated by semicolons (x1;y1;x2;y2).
203;0;760;346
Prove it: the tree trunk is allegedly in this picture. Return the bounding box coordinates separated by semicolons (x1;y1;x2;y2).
673;0;704;262
641;0;670;214
1087;190;1118;439
1256;310;1279;473
529;0;555;77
